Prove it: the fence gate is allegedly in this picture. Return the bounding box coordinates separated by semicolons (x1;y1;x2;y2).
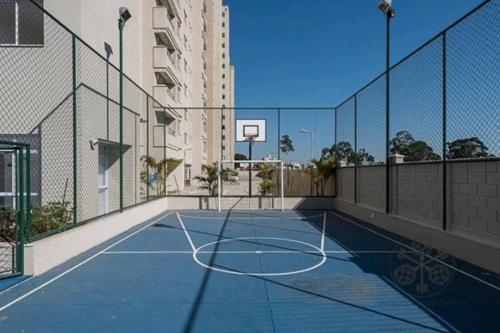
0;140;30;279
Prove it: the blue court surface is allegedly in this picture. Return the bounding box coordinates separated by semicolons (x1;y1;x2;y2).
0;210;499;332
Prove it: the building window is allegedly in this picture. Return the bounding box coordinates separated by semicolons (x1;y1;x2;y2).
184;109;188;120
222;94;225;100
222;64;225;69
222;74;225;79
184;132;188;145
0;0;44;46
222;43;225;48
222;32;225;38
222;84;225;89
222;53;225;59
222;11;225;17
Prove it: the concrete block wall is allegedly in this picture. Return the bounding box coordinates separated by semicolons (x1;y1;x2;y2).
336;159;500;249
391;163;443;228
357;166;385;211
337;167;355;202
448;160;500;241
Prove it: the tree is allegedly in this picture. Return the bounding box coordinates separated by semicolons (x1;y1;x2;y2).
256;163;276;196
280;134;295;194
234;153;248;168
352;148;375;165
194;163;236;196
390;131;440;162
310;156;337;196
141;156;181;196
447;137;490;159
321;142;374;165
280;135;295;156
390;130;415;156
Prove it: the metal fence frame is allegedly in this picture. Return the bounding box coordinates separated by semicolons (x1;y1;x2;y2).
333;0;498;231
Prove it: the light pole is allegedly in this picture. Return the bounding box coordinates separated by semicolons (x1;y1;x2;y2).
300;128;314;163
118;7;131;212
378;0;394;214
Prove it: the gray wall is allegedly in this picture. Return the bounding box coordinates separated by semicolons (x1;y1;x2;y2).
337;160;500;245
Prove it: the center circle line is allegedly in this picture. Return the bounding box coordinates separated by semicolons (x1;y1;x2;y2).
192;237;327;276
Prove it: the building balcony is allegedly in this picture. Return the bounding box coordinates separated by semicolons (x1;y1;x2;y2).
153;7;181;52
153;46;181;87
153;85;178;108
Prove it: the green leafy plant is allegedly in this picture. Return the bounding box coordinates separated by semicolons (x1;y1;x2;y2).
309;156;337;196
256;163;276;196
194;164;237;196
0;206;17;242
31;201;71;235
141;156;181;196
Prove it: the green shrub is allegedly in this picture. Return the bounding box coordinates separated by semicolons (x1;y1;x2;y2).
0;206;17;241
31;201;71;236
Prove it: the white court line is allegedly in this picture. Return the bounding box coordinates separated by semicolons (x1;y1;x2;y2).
102;251;193;254
176;212;197;251
177;213;325;220
321;212;326;251
0;212;174;313
101;250;406;254
328;211;500;291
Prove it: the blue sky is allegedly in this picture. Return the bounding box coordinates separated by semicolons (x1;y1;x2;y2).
224;0;493;162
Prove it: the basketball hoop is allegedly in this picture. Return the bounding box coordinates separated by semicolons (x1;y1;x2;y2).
244;134;257;142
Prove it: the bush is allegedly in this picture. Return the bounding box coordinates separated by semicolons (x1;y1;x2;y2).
31;201;71;236
0;206;17;242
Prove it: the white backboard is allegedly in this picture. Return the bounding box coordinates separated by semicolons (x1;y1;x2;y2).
236;119;267;142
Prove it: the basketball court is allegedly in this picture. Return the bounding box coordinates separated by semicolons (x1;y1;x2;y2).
0;210;498;332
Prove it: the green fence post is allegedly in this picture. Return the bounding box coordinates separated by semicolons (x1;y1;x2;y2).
119;22;124;212
146;97;150;201
277;108;281;160
354;95;358;204
18;148;25;274
72;35;78;224
442;32;448;231
26;144;31;243
163;108;167;197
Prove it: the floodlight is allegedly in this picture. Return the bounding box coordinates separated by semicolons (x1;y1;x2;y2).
378;0;392;14
119;7;132;23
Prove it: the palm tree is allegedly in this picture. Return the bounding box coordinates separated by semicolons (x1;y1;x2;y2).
280;135;294;155
256;163;276;196
141;156;181;196
309;156;337;196
194;163;236;196
280;134;295;194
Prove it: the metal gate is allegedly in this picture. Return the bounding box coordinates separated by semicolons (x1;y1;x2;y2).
0;140;30;279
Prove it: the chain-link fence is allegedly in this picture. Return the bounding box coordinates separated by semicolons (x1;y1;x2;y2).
334;0;500;236
0;1;169;241
167;107;336;198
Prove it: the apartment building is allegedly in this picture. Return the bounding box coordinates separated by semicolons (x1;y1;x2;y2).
44;0;236;193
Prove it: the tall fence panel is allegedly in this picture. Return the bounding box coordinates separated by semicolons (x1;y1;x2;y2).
446;1;500;235
333;0;499;243
0;2;168;240
356;75;387;211
336;99;356;202
389;36;444;228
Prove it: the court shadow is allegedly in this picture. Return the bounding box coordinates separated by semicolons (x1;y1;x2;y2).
298;209;500;332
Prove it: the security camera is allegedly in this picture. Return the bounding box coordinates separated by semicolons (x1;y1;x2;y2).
90;138;98;150
119;7;132;23
378;0;392;14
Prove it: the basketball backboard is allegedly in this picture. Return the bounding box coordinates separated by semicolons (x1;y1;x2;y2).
236;119;266;142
